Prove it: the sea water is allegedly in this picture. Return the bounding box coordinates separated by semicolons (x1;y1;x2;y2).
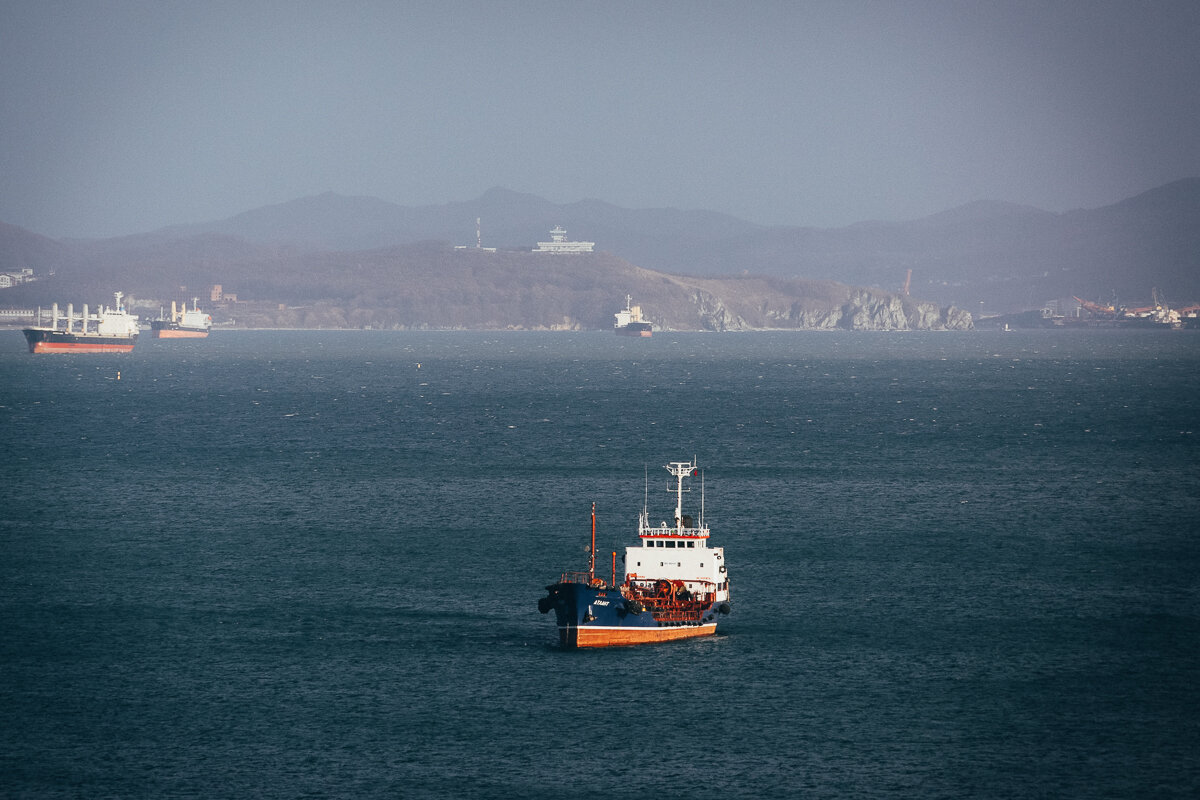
1;330;1197;798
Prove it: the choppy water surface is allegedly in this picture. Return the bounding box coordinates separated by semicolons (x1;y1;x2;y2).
2;330;1198;798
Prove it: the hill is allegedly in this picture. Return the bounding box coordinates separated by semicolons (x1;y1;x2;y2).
0;235;970;331
138;180;1200;310
0;221;75;274
2;179;1197;324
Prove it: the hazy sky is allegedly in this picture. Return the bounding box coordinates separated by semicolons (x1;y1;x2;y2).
2;0;1198;238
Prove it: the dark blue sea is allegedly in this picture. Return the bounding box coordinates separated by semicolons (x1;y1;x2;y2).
2;329;1198;798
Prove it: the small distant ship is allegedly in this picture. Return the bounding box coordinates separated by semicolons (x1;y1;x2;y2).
150;299;212;338
538;459;731;648
614;294;652;337
22;292;139;354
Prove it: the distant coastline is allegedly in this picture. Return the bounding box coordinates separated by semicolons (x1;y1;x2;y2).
3;180;1196;326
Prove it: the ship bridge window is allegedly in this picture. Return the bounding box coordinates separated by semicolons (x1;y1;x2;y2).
687;542;695;548
666;541;676;549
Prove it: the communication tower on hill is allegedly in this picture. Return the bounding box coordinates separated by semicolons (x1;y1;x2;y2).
455;217;496;252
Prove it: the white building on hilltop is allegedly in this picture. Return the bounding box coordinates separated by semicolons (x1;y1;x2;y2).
532;226;594;254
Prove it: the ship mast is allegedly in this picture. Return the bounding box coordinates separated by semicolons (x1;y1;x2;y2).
665;458;698;530
588;502;596;582
643;465;649;520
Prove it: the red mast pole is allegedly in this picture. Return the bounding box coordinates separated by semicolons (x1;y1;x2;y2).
611;551;617;588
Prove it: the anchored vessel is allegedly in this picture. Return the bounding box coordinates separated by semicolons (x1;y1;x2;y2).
538;459;731;648
151;299;212;338
22;292;139;353
614;294;652;337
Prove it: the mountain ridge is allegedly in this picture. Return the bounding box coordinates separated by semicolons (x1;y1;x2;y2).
1;179;1197;325
141;178;1200;308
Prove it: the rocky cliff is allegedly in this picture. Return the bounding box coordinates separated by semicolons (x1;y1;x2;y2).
201;249;973;331
0;233;971;331
646;275;972;331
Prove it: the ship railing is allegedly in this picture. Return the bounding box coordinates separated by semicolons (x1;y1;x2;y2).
626;583;716;623
638;526;710;538
644;601;710;624
560;571;606;587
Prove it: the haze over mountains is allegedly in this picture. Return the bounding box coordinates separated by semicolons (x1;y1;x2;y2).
1;179;1197;330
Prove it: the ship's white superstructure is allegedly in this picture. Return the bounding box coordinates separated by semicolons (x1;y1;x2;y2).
95;296;141;337
532;226;594;254
623;460;730;603
614;296;644;328
178;305;211;330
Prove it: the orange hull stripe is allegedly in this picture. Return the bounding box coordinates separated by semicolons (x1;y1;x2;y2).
152;330;209;338
570;624;717;648
31;342;135;353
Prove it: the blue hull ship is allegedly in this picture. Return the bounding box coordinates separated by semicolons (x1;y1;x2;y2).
538;459;731;648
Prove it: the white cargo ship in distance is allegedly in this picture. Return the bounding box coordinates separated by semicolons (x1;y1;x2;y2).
22;292;140;353
532;226;594;254
614;294;652;337
150;299;212;338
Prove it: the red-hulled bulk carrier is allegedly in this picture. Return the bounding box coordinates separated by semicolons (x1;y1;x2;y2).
150;299;212;338
22;292;140;354
538;459;731;648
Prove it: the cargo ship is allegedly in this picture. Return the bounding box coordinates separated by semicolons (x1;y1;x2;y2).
150;299;212;338
538;459;731;648
614;294;652;337
22;292;139;353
